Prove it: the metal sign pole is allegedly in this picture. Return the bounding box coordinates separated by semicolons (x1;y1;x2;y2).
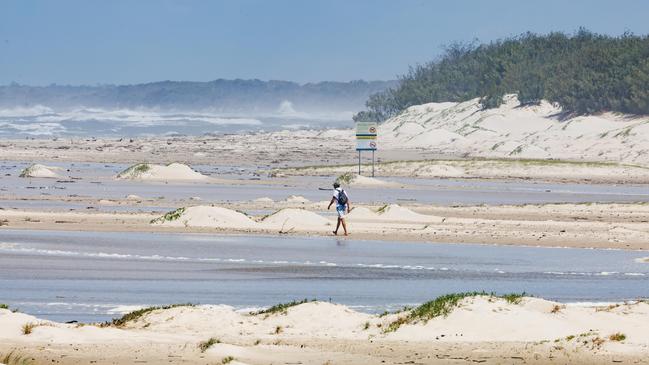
372;150;375;177
358;150;361;175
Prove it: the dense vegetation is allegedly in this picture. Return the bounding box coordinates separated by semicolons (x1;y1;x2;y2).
354;29;649;122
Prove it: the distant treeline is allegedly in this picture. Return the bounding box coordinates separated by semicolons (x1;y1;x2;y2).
354;29;649;122
0;79;396;112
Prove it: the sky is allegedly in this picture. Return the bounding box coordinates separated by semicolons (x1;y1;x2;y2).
2;0;649;86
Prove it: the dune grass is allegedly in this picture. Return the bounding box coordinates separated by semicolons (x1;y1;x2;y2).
221;356;235;364
116;163;151;179
385;291;526;332
198;337;220;352
21;323;35;335
1;351;34;365
104;303;194;327
0;303;9;309
150;207;186;224
252;299;314;316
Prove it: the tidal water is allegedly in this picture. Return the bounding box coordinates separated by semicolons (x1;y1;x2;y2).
0;230;647;323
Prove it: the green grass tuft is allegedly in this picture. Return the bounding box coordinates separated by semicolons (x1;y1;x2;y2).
0;303;9;310
609;332;626;341
252;299;314;316
21;323;35;335
105;303;194;327
198;337;220;352
150;207;186;224
221;356;234;364
117;163;151;179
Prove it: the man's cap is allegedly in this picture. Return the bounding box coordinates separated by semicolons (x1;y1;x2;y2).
333;182;340;188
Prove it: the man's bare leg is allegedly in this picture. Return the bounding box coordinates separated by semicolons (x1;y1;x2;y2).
333;218;341;235
341;219;348;236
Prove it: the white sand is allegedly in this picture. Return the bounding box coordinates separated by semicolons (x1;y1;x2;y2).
153;206;257;229
284;195;310;203
338;173;398;187
1;297;649;363
116;162;209;182
18;163;63;179
253;197;274;203
261;208;331;231
378;204;442;223
380;94;649;163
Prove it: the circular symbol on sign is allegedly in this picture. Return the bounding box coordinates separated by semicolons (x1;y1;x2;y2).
369;127;376;133
369;141;376;148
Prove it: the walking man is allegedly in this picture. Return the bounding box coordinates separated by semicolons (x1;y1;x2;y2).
328;182;350;236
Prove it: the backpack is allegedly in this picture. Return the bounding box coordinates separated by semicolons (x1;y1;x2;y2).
337;189;348;205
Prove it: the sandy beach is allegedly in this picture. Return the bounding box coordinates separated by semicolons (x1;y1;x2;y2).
2;98;649;363
1;296;648;364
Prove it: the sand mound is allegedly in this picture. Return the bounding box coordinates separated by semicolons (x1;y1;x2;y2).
336;173;397;187
254;197;274;203
126;194;143;200
635;257;649;263
19;163;63;178
261;208;331;230
346;206;380;220
285;195;310;203
116;163;209;181
152;206;256;229
380;94;649;163
386;296;649;343
378;204;441;223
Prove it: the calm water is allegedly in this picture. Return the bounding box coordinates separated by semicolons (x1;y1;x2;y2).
0;230;647;323
4;161;649;207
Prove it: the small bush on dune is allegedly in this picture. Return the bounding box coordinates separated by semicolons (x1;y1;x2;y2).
0;303;9;309
21;323;35;335
221;356;234;364
117;163;151;179
609;332;626;341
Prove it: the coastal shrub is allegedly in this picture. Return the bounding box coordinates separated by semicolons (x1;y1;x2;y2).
221;356;234;364
116;163;151;179
198;337;220;352
1;351;34;365
105;303;194;327
0;303;9;309
386;291;527;332
150;207;186;224
355;29;649;122
252;299;314;316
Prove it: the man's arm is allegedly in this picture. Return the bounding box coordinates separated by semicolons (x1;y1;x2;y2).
346;199;351;213
327;196;336;210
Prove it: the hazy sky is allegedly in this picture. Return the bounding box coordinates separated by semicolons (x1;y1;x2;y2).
2;0;649;85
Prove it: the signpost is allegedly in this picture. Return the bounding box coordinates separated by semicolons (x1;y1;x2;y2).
355;122;377;176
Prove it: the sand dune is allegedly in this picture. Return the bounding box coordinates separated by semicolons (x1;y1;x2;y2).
284;195;310;203
336;173;399;187
116;162;209;182
381;94;649;163
152;206;256;229
261;208;331;231
1;296;648;364
18;163;63;179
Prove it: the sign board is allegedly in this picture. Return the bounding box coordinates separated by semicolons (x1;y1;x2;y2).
356;122;378;136
355;122;377;151
356;139;377;151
